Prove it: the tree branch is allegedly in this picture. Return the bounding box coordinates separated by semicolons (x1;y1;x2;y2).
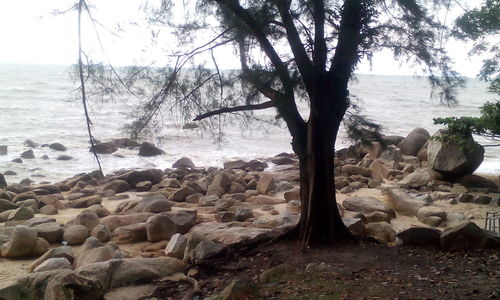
193;101;274;121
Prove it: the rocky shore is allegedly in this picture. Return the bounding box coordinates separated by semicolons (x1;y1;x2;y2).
0;127;499;299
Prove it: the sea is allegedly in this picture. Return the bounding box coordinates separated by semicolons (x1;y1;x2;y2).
0;64;498;184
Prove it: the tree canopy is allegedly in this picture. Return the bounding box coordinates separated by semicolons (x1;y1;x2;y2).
77;0;471;245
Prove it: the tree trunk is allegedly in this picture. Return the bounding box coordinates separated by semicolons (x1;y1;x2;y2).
297;82;352;245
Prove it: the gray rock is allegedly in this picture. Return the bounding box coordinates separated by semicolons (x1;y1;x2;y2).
138;142;165;156
113;223;147;244
101;213;154;231
33;257;72;273
172;157;195;168
75;211;100;231
135;181;152;192
21;150;35;159
257;174;276;195
341;165;372;177
146;214;176;242
33;222;63;243
7;207;34;221
103;179;130;194
136;194;171;213
63;225;89;245
39;205;58;215
427;130;484;178
90;224;112;242
68;195;102;208
0;199;18;213
247;195;286;205
28;246;75;272
365;222;397;244
397;227;441;246
169;186;196;202
400;168;441;188
223;159;248;169
56;154;73;161
385;187;430;216
398;127;431;156
342;196;396;218
0;225;38;258
93;141;118;154
215;211;235;223
164;233;187;259
441;222;500;250
49;142;67;151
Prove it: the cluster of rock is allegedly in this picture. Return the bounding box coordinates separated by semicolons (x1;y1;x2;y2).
334;127;499;248
2;138;166;168
0;156;302;299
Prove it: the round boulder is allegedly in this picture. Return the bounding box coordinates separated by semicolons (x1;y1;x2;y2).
63;225;89;245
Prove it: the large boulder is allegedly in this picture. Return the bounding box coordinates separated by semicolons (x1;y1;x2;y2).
145;214;176;242
398;128;431;156
112;223;147;244
427;130;484;178
28;246;75;272
399;168;442;188
364;222;397;244
75;211;100;231
385;187;430;216
138;142;165;156
32;222;64;243
118;169;163;187
172;157;195;168
397;227;441;246
103;180;130;193
0;225;38;258
135;194;171;213
440;222;500;250
32;257;73;273
68;195;102;208
342;196;396;218
101;213;154;231
164;233;188;259
92;142;118;154
49;142;67;151
0;199;18;213
63;225;89;245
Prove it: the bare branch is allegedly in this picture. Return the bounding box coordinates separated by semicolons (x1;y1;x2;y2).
193;101;274;121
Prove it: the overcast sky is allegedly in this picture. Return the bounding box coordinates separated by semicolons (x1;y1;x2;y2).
0;0;489;77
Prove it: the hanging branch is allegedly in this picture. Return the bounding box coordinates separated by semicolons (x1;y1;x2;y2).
78;0;103;176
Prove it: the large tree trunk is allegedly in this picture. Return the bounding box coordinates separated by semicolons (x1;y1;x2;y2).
297;79;352;245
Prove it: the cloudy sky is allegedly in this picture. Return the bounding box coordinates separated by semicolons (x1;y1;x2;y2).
0;0;489;77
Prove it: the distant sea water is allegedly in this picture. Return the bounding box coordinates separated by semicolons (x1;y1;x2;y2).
0;64;498;184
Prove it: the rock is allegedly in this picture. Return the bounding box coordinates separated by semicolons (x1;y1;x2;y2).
119;169;164;186
257;174;275;195
398;127;431;156
69;195;102;208
284;188;300;202
0;225;38;258
31;237;50;257
138;142;165;156
136;195;172;213
229;182;246;194
212;172;233;192
146;214;176;242
159;178;180;188
75;243;119;268
247;195;286;205
164;233;187;259
49;142;67;151
385;188;430;216
460;174;498;190
343;217;365;235
369;159;392;181
223;159;248;170
101;213;154;231
440;222;500;250
167;210;197;233
90;224;112;242
63;225;89;245
473;195;492;205
397;227;441;246
7;207;34;221
215;211;236;223
220;277;259;300
0;174;6;188
56;154;73;161
199;195;219;206
382;135;405;146
427;130;484;178
365;222;397;244
12;158;23;163
342;196;396;218
85;204;110;218
187;239;225;263
39;205;58;215
169;186;196;202
234;207;254;221
113;223;147;244
342;165;372;177
420;216;443;227
33;222;64;243
135;181;152;192
75;211;100;231
416;206;446;221
104;179;130;193
186;193;203;203
172;157;195;168
33;257;72;273
457;193;474;203
287;200;301;215
365;211;391;223
21;149;35;159
245;160;269;171
400;168;441;188
0;145;7;155
28;246;75;272
24;139;39;147
0;199;18;213
207;184;225;197
190;222;275;245
271;156;297;165
93;142;118;154
12;191;38;203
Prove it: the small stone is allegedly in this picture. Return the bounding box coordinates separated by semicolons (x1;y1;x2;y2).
135;181;152;192
215;211;235;223
49;142;67;151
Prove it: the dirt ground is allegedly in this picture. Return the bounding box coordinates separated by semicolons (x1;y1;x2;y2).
150;239;500;300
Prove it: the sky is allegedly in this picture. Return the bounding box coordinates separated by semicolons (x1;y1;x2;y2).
0;0;491;77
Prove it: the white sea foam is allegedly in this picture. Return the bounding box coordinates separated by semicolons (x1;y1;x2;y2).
0;64;498;184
